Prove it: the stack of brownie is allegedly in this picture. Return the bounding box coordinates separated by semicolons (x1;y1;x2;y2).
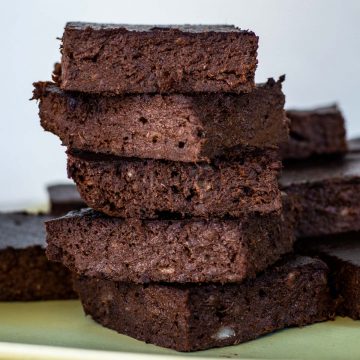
33;23;333;351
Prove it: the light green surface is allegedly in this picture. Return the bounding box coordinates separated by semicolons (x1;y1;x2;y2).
0;301;359;359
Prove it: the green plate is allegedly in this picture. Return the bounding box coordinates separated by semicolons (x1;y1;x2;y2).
0;300;359;359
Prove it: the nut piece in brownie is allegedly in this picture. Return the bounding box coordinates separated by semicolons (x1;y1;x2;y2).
33;78;287;163
67;148;282;219
280;151;360;238
74;256;333;351
60;23;258;94
281;105;347;160
0;212;76;301
46;208;293;284
297;233;360;320
47;183;85;216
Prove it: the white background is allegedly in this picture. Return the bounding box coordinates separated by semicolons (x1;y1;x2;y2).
0;0;359;209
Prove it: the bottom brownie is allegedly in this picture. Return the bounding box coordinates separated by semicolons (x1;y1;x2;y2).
297;233;360;319
0;212;77;301
74;256;334;352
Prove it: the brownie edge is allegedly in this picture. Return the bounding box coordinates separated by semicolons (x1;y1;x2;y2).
60;22;258;94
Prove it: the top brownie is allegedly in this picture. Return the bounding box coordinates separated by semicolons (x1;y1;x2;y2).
60;22;258;94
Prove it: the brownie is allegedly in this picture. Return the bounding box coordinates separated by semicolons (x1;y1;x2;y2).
33;78;287;163
0;212;76;301
60;23;258;94
281;105;347;160
46;208;293;284
47;183;85;216
297;233;360;319
280;152;360;238
67;148;282;219
74;256;333;351
348;137;360;152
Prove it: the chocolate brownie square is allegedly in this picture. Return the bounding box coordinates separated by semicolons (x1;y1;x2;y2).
281;105;347;160
280;152;360;238
60;23;258;94
0;212;76;300
74;256;333;351
47;183;85;216
348;137;360;152
33;78;287;163
46;208;293;284
298;233;360;319
67;148;282;219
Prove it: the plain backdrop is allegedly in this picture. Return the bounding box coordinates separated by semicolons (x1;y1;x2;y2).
0;0;359;209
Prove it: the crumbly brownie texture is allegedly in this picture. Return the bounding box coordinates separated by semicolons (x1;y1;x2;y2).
297;233;360;320
280;152;360;238
0;212;76;300
60;23;258;94
33;78;287;163
74;256;333;351
47;183;85;216
46;208;293;283
67;148;282;219
281;105;347;160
